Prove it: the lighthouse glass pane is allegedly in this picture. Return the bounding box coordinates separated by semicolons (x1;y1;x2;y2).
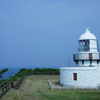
84;40;90;51
78;40;90;52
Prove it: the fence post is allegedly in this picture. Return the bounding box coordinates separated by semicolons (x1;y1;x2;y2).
1;84;4;92
11;81;14;88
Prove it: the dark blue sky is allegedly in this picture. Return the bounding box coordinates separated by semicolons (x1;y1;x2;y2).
0;0;100;68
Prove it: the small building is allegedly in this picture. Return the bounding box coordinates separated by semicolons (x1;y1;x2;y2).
60;29;100;89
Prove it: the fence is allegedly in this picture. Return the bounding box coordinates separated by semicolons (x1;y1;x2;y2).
27;72;59;75
0;78;14;98
14;74;27;89
0;74;26;98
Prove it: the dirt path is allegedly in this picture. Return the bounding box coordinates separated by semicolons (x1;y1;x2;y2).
1;75;59;100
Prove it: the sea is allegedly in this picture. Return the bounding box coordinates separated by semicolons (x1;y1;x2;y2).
0;66;60;79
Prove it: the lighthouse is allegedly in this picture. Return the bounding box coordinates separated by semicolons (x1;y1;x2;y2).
73;29;100;67
60;29;100;89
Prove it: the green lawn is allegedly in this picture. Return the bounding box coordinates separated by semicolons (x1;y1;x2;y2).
1;75;100;100
40;90;100;100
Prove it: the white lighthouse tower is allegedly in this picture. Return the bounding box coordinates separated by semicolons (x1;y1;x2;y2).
73;29;100;67
60;29;100;89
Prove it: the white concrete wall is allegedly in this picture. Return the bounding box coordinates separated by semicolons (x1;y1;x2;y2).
78;61;82;66
84;61;90;65
93;53;100;59
75;53;100;60
77;53;89;59
90;40;98;52
60;67;99;89
97;67;100;86
92;61;97;65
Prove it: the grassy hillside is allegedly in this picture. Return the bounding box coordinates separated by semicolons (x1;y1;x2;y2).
1;75;100;100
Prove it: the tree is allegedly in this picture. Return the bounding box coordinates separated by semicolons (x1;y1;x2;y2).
0;68;8;79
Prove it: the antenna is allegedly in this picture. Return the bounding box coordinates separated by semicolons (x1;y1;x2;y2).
68;48;71;67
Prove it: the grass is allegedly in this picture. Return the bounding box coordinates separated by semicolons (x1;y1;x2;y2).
40;90;100;100
1;75;100;100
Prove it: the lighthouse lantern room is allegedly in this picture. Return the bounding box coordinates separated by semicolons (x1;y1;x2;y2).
73;29;100;67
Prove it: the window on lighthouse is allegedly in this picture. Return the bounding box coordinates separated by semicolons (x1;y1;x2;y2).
78;40;90;52
73;73;77;81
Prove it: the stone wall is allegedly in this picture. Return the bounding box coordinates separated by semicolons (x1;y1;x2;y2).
60;67;99;89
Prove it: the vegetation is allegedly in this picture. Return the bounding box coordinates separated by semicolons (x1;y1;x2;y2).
0;68;8;79
0;68;8;83
40;90;100;100
0;68;59;84
10;68;60;82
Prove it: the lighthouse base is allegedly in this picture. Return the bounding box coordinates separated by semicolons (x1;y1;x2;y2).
60;67;100;89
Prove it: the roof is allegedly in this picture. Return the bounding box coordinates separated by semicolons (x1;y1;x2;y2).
79;29;97;40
